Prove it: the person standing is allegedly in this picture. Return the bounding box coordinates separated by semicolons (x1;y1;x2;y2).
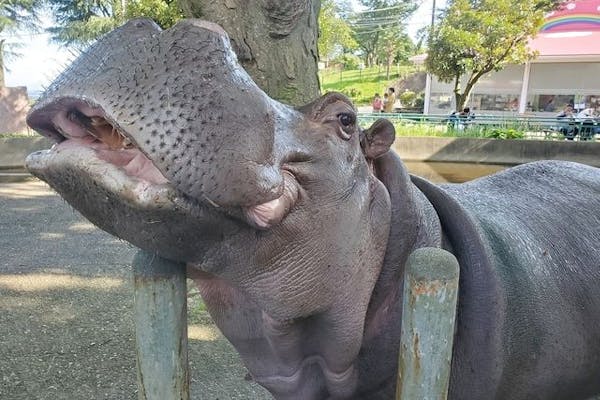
384;87;396;113
372;93;383;113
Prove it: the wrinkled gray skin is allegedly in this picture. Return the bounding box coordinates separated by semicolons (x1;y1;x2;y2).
26;19;600;400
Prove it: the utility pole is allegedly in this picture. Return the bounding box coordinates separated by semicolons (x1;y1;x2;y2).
423;0;436;114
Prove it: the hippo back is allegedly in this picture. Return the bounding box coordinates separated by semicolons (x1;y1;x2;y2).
415;160;600;400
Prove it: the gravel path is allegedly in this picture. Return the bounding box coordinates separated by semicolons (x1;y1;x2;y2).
0;179;271;399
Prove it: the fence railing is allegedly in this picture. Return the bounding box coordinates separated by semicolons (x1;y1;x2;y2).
358;112;599;141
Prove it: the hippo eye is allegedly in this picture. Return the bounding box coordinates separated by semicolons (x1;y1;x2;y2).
338;113;355;127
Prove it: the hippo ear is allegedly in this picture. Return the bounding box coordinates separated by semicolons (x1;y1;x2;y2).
361;119;395;160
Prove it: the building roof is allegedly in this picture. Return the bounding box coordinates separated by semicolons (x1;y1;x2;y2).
529;0;600;60
530;30;600;60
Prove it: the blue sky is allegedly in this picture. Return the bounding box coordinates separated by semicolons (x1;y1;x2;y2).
4;0;442;95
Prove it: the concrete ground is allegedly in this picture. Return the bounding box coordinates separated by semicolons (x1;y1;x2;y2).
0;178;271;399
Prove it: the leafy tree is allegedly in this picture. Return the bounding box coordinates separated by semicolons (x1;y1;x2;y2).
124;0;181;28
47;0;182;47
0;0;43;86
318;0;357;65
375;26;413;79
425;0;561;112
350;0;417;66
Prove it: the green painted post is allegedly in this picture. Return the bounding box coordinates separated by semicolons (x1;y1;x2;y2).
133;251;190;400
396;247;460;400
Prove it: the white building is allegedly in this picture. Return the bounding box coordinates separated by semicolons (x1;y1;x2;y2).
417;0;600;116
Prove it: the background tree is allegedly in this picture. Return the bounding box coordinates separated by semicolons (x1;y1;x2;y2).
375;27;413;79
350;0;417;67
124;0;181;28
179;0;321;106
318;0;357;67
47;0;182;47
425;0;561;112
0;0;43;86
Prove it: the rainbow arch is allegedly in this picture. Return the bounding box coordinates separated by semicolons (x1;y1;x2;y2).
541;13;600;31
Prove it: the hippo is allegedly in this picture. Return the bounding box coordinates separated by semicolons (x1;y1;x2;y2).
26;19;600;400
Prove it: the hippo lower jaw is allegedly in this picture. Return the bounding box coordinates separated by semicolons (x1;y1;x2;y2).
27;140;174;206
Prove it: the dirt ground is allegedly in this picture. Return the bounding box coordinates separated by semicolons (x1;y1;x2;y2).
0;179;271;399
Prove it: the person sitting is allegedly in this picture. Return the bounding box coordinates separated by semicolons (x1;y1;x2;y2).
555;104;577;140
455;107;475;130
447;107;473;130
576;106;600;138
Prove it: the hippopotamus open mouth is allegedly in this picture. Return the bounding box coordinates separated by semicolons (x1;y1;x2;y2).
26;19;306;262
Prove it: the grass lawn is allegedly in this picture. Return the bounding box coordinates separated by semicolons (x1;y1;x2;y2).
319;65;417;105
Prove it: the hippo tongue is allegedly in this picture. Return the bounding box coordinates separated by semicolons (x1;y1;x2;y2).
245;171;298;229
98;149;168;185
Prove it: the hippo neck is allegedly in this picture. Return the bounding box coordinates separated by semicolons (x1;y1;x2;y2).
364;152;443;337
353;152;443;396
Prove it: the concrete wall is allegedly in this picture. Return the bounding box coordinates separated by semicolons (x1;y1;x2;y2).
393;137;600;167
1;136;599;170
0;137;53;169
0;87;30;134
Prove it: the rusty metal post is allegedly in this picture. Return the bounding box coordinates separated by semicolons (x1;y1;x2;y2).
396;247;459;400
133;250;190;400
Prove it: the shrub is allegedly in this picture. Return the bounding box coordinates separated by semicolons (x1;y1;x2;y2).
399;90;417;107
484;128;525;139
340;87;361;101
333;53;362;71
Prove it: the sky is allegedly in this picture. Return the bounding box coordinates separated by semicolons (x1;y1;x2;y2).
3;0;443;96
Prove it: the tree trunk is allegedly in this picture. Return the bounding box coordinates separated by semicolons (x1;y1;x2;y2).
454;92;466;112
453;75;462;112
179;0;321;106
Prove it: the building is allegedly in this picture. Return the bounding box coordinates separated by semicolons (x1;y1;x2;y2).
418;0;600;116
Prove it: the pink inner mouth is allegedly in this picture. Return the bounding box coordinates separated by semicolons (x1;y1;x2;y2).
53;136;168;185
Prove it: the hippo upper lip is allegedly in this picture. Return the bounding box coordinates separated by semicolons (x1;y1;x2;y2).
28;97;136;149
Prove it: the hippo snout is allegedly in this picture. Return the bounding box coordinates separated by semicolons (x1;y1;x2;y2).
26;17;304;211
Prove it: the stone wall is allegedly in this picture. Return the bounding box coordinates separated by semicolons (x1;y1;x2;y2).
394;137;600;167
0;86;30;134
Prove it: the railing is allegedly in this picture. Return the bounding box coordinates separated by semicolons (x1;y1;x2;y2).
132;248;461;400
358;112;599;141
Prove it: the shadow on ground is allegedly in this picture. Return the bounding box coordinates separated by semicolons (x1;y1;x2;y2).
0;180;270;399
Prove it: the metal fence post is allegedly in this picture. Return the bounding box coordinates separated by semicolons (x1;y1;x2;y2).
133;251;190;400
396;247;459;400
